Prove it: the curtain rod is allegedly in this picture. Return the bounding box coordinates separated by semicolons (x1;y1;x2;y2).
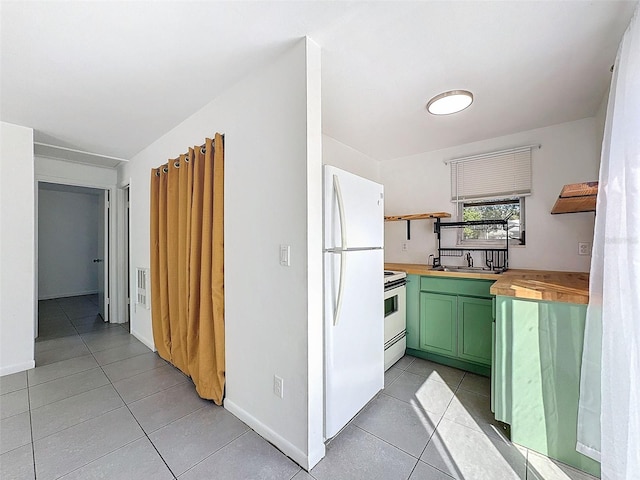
155;135;225;175
443;144;541;165
178;134;225;158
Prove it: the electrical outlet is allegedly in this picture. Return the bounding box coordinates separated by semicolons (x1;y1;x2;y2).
578;242;591;255
273;375;284;398
401;242;408;252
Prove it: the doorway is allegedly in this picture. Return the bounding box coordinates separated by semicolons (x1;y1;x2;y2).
36;182;110;338
97;189;109;321
123;184;131;330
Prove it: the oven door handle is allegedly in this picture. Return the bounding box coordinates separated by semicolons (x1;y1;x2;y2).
334;251;346;326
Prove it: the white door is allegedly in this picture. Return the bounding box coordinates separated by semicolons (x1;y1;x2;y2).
324;248;384;439
97;190;109;321
324;166;384;250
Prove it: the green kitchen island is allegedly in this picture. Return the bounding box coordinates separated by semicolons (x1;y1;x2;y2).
491;272;600;477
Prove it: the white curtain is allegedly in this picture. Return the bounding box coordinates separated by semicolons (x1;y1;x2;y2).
577;5;640;479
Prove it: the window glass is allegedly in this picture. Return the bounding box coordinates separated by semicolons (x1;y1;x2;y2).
459;197;525;245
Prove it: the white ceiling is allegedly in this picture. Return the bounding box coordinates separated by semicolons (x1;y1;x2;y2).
1;1;637;164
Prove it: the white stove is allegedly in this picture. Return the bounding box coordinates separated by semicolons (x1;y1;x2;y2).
383;270;407;370
384;270;407;285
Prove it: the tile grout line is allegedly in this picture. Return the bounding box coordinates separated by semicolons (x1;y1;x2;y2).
28;366;186;424
351;422;421;460
77;319;180;480
29;295;80;479
420;368;525;479
350;358;465;480
33;297;177;479
28;359;101;389
32;332;154;388
27;327;511;480
56;436;148;480
384;357;439;479
25;368;37;479
177;429;252;479
414;372;468;477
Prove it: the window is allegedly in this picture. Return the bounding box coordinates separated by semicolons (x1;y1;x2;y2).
449;145;535;246
459;197;525;245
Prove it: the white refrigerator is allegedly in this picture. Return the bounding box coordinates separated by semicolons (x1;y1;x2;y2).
323;165;384;439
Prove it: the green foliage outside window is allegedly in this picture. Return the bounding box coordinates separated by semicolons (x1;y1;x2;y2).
461;198;522;243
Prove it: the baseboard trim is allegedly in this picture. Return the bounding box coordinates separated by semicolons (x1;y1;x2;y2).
38;290;98;301
1;360;35;377
131;329;155;352
406;348;491;377
307;441;325;471
224;398;322;470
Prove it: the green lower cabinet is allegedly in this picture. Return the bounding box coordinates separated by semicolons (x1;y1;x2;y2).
457;296;492;366
405;275;420;350
406;276;494;377
494;296;600;477
419;292;457;356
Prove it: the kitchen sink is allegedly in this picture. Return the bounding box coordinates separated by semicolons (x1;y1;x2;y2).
433;266;503;274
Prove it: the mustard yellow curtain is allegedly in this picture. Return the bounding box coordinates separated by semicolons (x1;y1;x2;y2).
150;133;225;404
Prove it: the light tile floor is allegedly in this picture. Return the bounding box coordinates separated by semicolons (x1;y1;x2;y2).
0;295;598;479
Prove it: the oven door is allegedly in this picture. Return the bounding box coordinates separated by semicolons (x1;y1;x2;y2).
384;284;406;370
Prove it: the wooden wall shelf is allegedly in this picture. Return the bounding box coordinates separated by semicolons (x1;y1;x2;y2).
551;182;598;214
384;212;451;222
384;212;451;239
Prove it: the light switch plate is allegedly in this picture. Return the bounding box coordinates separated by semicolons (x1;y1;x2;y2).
280;245;291;266
274;375;284;398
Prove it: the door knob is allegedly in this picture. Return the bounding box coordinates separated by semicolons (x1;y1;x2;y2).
93;259;103;263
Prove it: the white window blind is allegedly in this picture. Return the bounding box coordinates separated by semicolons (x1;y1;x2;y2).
450;145;535;202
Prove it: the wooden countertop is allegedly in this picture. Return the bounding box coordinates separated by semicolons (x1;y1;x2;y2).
385;262;505;280
490;271;589;304
385;263;590;304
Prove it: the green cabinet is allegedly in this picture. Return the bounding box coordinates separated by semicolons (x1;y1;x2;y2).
419;292;457;356
406;275;494;376
457;296;493;365
493;296;600;477
405;275;420;350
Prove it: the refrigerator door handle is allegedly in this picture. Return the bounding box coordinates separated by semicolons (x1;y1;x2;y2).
333;174;347;249
334;251;346;326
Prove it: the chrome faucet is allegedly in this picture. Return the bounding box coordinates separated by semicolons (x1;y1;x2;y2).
466;252;474;268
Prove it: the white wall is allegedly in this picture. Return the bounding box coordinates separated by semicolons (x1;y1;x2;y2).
118;38;324;469
322;134;380;182
38;188;100;299
383;117;600;272
35;156;118;186
0;122;35;376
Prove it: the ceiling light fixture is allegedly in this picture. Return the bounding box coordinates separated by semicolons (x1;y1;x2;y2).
427;90;473;115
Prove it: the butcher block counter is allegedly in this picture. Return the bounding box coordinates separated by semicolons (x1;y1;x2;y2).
384;263;589;304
